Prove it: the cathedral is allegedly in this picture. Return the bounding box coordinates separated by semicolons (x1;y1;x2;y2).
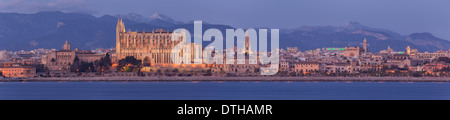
343;38;369;58
115;19;202;66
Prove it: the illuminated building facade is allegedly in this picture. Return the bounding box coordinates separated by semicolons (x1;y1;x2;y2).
115;19;202;66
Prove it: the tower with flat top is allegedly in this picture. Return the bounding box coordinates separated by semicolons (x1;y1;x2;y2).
363;38;368;54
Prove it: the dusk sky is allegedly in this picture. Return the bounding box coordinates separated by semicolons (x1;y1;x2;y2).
1;0;450;40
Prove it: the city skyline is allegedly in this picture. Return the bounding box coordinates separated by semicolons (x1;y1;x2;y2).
1;35;450;78
0;0;449;78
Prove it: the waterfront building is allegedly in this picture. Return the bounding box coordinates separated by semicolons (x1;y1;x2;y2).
223;61;259;74
320;62;360;74
384;54;410;68
423;62;449;71
414;52;449;60
408;66;424;72
43;41;104;71
294;62;320;73
0;66;36;78
358;59;382;72
279;60;290;72
320;63;335;73
333;63;352;73
222;38;259;75
42;41;76;71
343;38;366;58
343;46;363;58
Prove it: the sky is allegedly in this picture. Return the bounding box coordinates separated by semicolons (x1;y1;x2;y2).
1;0;450;40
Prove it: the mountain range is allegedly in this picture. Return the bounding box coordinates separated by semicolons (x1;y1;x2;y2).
0;11;449;52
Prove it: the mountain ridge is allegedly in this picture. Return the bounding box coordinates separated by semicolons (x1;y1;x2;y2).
0;11;448;52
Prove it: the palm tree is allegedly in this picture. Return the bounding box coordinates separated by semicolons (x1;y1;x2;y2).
143;57;151;66
173;69;179;73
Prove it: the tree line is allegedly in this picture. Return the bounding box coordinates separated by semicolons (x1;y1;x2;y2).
70;53;112;73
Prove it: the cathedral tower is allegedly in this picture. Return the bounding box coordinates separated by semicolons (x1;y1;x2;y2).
363;38;368;53
387;45;392;54
406;45;411;55
244;30;252;54
63;40;71;50
116;18;125;58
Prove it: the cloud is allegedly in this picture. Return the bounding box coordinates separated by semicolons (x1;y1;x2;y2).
0;0;93;13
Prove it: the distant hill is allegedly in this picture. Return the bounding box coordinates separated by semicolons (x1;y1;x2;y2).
0;11;449;52
0;11;117;50
0;11;231;50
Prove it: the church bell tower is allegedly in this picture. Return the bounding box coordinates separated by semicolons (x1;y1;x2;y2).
363;38;368;54
116;18;126;59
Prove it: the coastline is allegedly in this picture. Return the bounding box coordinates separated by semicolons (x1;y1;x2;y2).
1;76;449;83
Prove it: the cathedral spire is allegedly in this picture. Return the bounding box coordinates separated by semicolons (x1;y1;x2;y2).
407;45;411;55
117;18;121;26
387;45;392;54
63;40;71;50
244;29;252;54
116;18;125;33
116;18;124;56
363;38;368;53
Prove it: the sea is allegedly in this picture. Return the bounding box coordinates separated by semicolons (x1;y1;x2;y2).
0;81;449;100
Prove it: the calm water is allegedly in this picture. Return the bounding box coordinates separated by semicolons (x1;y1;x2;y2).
0;81;450;100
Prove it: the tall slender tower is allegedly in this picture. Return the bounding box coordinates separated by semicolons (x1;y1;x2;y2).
387;45;392;54
116;18;125;59
406;45;411;55
63;40;71;50
244;30;252;54
363;38;368;54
